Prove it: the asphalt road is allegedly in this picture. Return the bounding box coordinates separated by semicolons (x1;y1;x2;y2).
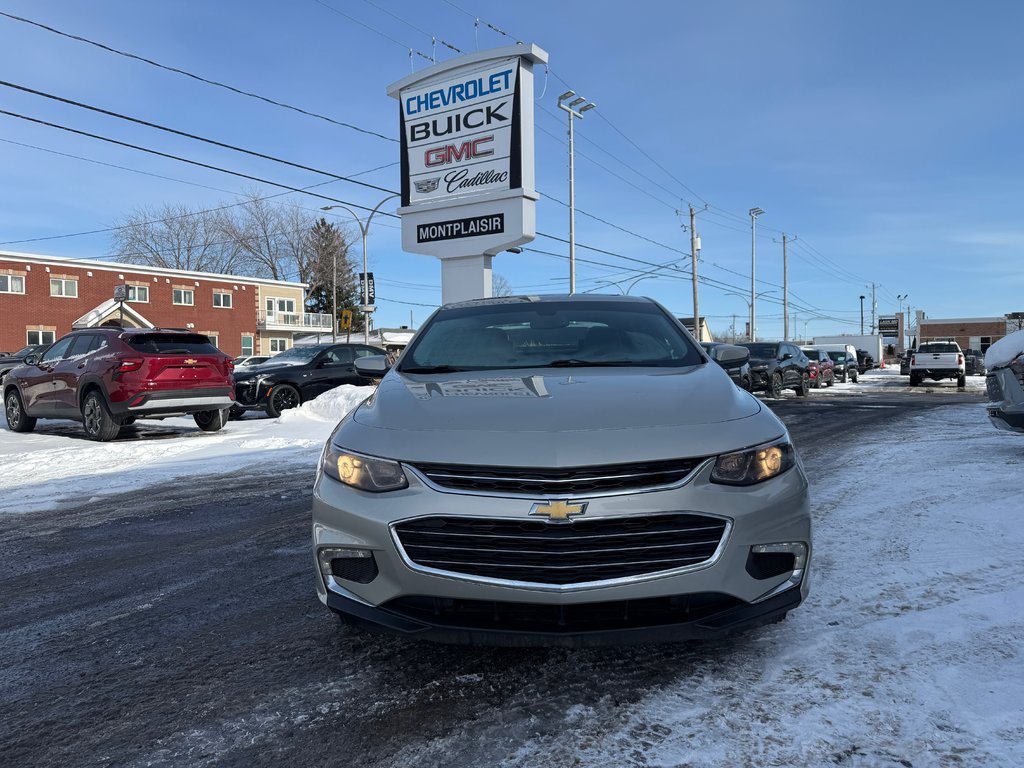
0;387;986;767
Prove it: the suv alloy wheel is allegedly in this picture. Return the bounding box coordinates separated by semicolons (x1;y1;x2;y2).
5;390;36;433
82;391;121;442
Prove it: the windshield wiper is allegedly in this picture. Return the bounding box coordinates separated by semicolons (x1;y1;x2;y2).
399;365;469;374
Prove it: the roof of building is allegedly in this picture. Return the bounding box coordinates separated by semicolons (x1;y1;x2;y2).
0;250;308;289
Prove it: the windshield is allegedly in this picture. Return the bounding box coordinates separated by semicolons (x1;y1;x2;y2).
802;349;821;361
741;343;778;359
257;346;322;365
829;352;847;362
11;345;40;357
399;300;701;372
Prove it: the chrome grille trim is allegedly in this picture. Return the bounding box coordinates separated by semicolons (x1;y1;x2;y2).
405;457;715;499
390;513;732;592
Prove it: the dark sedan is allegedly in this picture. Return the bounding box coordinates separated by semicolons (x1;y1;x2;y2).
231;342;385;418
700;342;753;390
0;344;50;383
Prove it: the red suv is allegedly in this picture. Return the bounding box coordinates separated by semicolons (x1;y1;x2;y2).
3;327;236;441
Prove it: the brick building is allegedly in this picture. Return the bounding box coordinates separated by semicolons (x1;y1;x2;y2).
0;251;333;356
915;314;1010;354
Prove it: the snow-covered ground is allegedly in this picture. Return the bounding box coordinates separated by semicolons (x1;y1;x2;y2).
0;385;373;514
2;369;1021;764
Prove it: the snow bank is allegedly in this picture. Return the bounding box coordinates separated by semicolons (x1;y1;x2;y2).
276;384;372;424
984;328;1024;370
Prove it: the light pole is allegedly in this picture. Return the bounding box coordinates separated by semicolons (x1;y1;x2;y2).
896;293;908;353
749;208;764;341
594;275;658;295
859;294;866;334
726;289;776;340
803;319;811;342
558;90;596;294
321;194;399;344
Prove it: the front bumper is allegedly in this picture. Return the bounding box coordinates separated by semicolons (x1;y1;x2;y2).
232;380;269;410
986;368;1024;434
312;458;811;646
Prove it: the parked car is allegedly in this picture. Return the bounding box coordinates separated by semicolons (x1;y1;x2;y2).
312;295;811;645
0;344;50;383
984;330;1024;434
800;348;834;388
963;349;987;376
3;328;235;441
856;349;874;374
231;342;385;418
233;355;272;368
739;342;811;397
812;344;859;383
700;342;753;390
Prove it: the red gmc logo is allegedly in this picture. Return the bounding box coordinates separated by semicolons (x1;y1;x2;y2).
424;136;494;167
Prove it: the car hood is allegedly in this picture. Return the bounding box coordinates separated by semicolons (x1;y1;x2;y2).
233;362;306;381
339;364;785;466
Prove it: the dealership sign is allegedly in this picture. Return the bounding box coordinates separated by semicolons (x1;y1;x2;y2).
387;44;547;261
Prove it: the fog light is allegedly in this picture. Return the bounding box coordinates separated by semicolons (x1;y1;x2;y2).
318;547;378;586
751;542;809;602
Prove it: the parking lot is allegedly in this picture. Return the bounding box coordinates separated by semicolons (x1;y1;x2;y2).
1;372;1021;767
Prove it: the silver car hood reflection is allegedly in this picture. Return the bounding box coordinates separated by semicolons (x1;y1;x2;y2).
339;364;786;466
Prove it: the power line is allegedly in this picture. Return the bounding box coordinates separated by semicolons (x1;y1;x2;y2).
0;80;398;196
0;10;397;143
311;0;434;64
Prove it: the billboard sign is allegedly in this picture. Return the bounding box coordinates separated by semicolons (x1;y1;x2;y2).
878;316;899;334
388;44;547;260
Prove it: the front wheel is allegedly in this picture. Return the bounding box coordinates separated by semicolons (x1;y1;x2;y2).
851;371;859;383
266;384;300;418
957;373;966;388
82;391;120;442
194;408;229;432
767;372;783;398
795;373;810;397
5;390;36;433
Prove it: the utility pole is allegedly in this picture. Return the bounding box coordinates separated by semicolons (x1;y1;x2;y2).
690;205;699;342
871;282;877;334
782;234;789;340
859;295;866;334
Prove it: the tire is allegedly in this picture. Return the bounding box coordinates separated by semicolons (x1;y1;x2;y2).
266;384;300;418
851;370;859;383
81;391;120;442
767;372;783;398
742;374;753;392
795;373;810;397
120;416;136;426
957;373;966;388
4;389;36;433
910;373;921;387
194;408;229;432
825;373;833;387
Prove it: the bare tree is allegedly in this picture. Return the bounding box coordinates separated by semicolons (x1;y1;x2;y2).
492;274;514;297
110;203;244;274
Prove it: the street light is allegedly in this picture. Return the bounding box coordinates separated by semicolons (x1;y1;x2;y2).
593;275;659;295
859;294;866;334
897;293;909;352
558;90;596;295
726;289;776;340
748;208;764;341
321;194;399;344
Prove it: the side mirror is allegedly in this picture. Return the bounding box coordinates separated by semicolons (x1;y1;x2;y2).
715;345;749;366
781;353;793;361
24;354;39;365
354;355;390;379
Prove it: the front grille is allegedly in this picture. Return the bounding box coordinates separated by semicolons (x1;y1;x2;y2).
393;513;728;585
986;374;1003;401
383;593;742;632
408;458;707;496
234;382;259;405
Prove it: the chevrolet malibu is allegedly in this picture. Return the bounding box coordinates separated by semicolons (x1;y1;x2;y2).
312;295;811;646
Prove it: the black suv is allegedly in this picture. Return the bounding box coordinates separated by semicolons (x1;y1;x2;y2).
740;342;811;397
231;342;385;418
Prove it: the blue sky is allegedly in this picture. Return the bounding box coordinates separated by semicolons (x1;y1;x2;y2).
1;0;1022;339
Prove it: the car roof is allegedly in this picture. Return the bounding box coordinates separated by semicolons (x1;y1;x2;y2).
443;294;656;309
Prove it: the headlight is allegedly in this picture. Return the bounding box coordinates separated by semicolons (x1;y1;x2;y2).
711;438;795;486
321;446;408;492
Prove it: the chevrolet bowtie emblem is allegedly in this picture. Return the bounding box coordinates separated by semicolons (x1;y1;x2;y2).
184;358;198;364
530;500;587;521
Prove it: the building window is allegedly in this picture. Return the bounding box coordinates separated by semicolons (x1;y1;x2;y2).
127;285;149;303
269;338;290;352
50;278;78;298
241;335;254;356
172;288;194;306
213;292;232;308
0;275;25;293
27;330;56;345
266;297;295;316
207;334;219;348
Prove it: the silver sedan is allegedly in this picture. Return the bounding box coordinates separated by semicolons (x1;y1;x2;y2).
312;294;811;646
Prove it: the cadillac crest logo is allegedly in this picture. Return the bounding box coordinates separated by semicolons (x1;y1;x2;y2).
529;500;587;521
414;178;440;193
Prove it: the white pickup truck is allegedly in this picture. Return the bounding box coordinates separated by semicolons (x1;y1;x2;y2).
910;341;966;387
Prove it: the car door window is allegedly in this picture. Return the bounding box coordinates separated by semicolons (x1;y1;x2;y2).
40;336;74;362
67;335;95;359
327;347;354;365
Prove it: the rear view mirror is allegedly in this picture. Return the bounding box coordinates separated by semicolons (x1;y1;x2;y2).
354;355;391;379
715;345;749;365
